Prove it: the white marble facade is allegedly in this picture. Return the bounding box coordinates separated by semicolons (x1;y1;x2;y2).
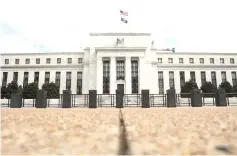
1;32;237;94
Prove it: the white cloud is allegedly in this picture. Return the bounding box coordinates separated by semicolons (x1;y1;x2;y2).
0;0;237;53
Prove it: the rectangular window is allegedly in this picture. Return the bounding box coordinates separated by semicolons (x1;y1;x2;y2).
179;58;183;64
67;58;72;64
55;72;61;89
158;58;162;63
13;72;18;83
201;71;206;85
5;59;9;64
189;58;194;64
23;72;29;87
46;58;51;64
34;72;39;86
116;60;125;80
57;58;61;64
78;58;83;64
103;60;110;94
221;71;226;82
77;72;83;94
210;58;214;64
168;58;173;63
15;59;19;64
2;72;8;87
230;58;235;64
231;71;237;86
169;71;175;89
190;71;196;83
131;60;139;93
179;71;185;88
36;58;40;64
66;72;71;90
25;58;30;64
211;71;217;87
45;72;50;84
199;58;204;64
158;71;164;94
220;58;224;64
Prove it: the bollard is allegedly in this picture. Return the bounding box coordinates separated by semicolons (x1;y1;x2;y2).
35;90;47;108
141;90;150;108
62;90;71;108
166;89;176;107
89;90;97;108
215;88;227;106
10;91;22;108
191;89;202;107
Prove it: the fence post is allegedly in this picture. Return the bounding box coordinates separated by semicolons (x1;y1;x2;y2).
191;89;202;107
215;88;227;106
36;90;47;108
89;90;97;108
141;89;150;108
62;90;71;108
10;91;22;108
116;89;123;108
166;89;176;107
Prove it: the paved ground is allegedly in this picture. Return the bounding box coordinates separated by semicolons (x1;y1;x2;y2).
1;107;237;155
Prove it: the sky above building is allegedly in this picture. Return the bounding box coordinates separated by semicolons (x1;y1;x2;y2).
0;0;237;53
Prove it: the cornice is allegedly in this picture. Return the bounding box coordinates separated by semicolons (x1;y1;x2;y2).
94;47;147;52
157;64;237;68
0;52;84;56
1;64;84;69
156;52;237;55
90;33;151;36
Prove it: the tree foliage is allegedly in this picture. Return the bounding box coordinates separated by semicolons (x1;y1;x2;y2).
1;81;22;99
200;81;215;97
180;79;198;98
42;82;59;99
22;82;39;99
219;81;233;93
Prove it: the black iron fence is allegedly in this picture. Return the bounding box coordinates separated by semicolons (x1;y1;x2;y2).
1;92;237;108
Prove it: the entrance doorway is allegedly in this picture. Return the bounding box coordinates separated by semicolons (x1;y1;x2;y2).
117;84;124;94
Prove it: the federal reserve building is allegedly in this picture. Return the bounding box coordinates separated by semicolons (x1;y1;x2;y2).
1;32;237;94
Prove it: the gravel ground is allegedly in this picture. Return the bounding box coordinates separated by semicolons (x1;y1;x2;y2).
1;107;237;155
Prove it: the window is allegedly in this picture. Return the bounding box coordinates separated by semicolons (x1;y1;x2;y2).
78;58;83;64
221;71;226;82
55;72;61;89
158;58;162;63
169;71;175;89
211;71;217;87
230;58;235;64
34;72;39;86
189;58;194;64
23;72;29;87
15;59;19;64
131;60;139;93
210;58;214;64
2;72;8;87
25;58;30;64
158;71;164;94
179;71;185;88
199;58;204;64
57;58;61;64
190;71;196;82
46;58;51;64
168;58;173;63
45;72;50;84
36;58;40;64
5;59;9;64
179;58;183;64
231;71;237;86
220;58;224;64
67;58;72;64
13;72;18;83
103;60;110;93
77;72;83;94
201;71;206;85
116;60;125;80
66;72;71;90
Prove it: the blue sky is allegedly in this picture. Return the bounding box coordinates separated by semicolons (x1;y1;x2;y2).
0;0;237;53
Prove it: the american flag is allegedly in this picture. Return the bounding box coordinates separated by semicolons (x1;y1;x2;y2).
120;10;128;16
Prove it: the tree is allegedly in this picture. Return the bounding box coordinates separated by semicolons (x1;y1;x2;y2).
1;86;7;99
180;79;198;98
42;82;59;99
1;81;22;99
201;81;215;97
219;81;233;93
22;82;39;99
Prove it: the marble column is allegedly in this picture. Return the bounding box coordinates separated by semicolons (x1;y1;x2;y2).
71;71;77;94
7;71;13;84
96;57;103;94
125;57;131;94
110;57;116;94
